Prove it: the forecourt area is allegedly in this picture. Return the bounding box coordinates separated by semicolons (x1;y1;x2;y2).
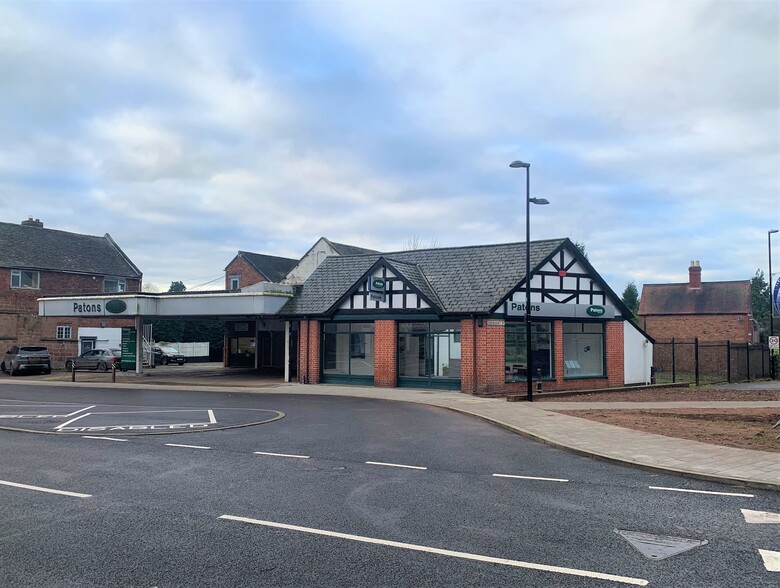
0;399;282;435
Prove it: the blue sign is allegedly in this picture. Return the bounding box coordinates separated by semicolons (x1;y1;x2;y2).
774;277;780;315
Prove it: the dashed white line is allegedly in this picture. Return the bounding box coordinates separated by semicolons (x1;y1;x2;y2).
493;473;569;483
0;479;91;498
649;486;754;498
165;443;211;450
254;451;310;459
81;436;127;442
208;409;216;424
55;412;91;430
218;515;649;586
365;461;427;470
741;509;780;524
63;405;96;418
759;549;780;572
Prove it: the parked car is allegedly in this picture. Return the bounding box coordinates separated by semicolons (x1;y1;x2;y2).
1;345;51;376
65;348;123;372
154;345;186;366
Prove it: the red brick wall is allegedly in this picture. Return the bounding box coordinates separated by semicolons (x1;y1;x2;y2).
225;257;265;289
374;320;397;387
460;319;476;392
298;320;320;384
641;314;751;343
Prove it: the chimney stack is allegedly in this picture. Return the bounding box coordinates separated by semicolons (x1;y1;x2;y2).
688;260;701;289
21;217;44;228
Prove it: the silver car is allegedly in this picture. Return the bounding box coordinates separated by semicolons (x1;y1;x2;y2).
1;345;52;376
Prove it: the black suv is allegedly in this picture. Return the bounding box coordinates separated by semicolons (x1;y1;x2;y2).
1;346;52;375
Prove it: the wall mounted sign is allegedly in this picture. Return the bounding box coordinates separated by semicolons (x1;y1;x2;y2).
368;276;386;302
505;301;615;319
106;299;127;314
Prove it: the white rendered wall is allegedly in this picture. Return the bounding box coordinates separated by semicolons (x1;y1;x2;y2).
624;321;652;385
283;238;338;284
77;327;122;349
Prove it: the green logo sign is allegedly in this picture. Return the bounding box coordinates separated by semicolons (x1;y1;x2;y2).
371;278;385;290
586;305;606;317
106;299;127;314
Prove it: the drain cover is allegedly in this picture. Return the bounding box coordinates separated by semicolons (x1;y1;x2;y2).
615;529;708;560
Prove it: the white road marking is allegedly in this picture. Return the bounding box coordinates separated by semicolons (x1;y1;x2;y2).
218;515;649;586
758;549;780;572
649;486;754;498
165;443;211;450
81;436;127;442
63;405;96;418
95;409;214;414
55;412;91;430
493;473;569;483
208;409;216;424
365;461;427;470
0;479;91;498
254;451;310;459
741;509;780;524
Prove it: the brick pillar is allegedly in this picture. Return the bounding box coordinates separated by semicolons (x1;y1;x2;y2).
298;320;321;384
553;320;565;386
374;320;397;388
606;321;624;387
472;320;505;395
460;319;476;393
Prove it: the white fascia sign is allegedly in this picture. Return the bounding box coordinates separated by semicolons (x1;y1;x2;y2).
505;301;615;319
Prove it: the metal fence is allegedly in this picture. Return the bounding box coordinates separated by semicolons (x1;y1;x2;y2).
652;338;773;385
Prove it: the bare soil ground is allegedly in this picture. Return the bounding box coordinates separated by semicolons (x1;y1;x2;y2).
539;385;780;452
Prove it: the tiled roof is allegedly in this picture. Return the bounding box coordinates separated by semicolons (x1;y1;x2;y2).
0;222;141;277
638;281;751;315
282;239;566;315
237;251;298;283
327;239;379;256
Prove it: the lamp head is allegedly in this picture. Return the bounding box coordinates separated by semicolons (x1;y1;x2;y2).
529;197;549;205
770;229;779;234
510;160;530;168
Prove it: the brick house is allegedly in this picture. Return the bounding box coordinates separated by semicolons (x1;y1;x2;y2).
638;261;757;343
0;218;142;366
224;251;298;291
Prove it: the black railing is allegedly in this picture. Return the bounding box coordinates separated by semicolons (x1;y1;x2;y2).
652;338;772;385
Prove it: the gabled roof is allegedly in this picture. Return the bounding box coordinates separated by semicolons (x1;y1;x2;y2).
229;251;298;283
0;221;142;278
638;281;751;315
281;238;567;315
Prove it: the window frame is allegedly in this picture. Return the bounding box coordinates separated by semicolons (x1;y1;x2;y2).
228;275;240;290
10;269;40;289
103;277;126;293
56;325;72;340
504;321;554;382
562;321;606;379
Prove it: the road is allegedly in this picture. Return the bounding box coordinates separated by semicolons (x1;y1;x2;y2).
0;383;777;587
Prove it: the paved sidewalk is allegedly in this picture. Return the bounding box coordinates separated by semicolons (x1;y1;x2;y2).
2;376;779;490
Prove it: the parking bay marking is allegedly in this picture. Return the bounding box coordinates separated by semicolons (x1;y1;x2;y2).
649;486;754;498
218;515;648;586
0;479;91;498
82;436;127;442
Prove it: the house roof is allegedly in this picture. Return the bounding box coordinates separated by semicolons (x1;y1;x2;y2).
0;221;142;278
281;238;567;315
638;281;752;315
326;238;379;256
232;251;298;283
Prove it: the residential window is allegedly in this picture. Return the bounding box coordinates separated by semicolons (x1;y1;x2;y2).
505;322;553;381
10;270;40;289
563;322;605;378
229;275;240;290
56;325;72;340
398;322;461;380
104;277;126;293
322;322;374;378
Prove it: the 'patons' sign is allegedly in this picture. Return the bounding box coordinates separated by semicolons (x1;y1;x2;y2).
67;299;129;316
506;301;615;319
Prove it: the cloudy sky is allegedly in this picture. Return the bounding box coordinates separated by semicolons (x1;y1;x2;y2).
1;0;777;295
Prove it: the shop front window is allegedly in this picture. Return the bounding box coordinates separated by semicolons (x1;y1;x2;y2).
563;322;605;378
505;322;553;381
322;322;374;380
398;322;461;381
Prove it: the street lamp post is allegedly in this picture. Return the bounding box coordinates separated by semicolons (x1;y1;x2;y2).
770;229;779;380
510;160;549;401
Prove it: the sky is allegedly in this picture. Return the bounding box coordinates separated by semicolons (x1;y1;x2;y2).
0;0;777;295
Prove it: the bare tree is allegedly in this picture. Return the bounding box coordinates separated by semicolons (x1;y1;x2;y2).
403;235;439;251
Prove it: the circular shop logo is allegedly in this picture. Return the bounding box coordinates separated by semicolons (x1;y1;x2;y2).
105;299;128;314
586;305;606;317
